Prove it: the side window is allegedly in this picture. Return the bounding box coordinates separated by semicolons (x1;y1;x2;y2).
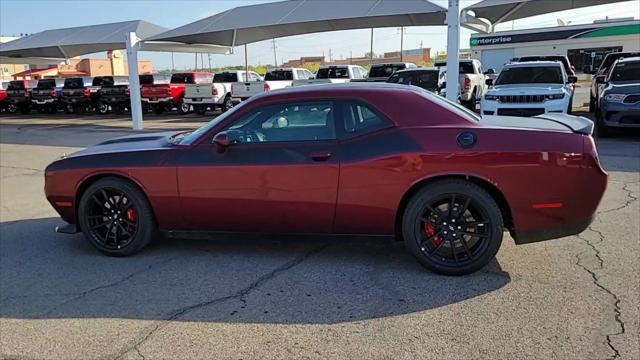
224;101;336;143
249;73;259;81
341;102;392;137
296;70;306;79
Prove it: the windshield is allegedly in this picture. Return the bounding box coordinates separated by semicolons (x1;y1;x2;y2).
459;62;475;74
171;73;195;84
316;67;349;79
600;52;639;72
7;81;25;90
64;78;85;88
496;66;563;85
265;70;293;81
36;79;56;89
388;71;439;90
369;65;405;78
179;103;247;145
213;72;239;82
610;61;640;82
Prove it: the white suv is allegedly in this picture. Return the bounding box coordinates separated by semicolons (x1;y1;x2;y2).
481;61;577;117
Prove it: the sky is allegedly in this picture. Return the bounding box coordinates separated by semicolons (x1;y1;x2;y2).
1;0;639;70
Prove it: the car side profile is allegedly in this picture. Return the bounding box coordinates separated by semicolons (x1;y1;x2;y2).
44;83;607;275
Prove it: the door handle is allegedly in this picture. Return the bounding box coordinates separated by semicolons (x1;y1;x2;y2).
310;151;332;161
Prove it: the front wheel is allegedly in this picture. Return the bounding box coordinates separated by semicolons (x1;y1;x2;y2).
78;177;156;256
402;180;504;275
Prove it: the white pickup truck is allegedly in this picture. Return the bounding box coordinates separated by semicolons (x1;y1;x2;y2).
230;68;314;103
435;59;492;109
184;71;261;114
292;65;368;86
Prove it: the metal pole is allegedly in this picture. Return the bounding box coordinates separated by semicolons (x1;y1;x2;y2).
244;44;249;80
201;53;204;71
171;52;175;71
400;26;404;62
126;32;143;130
194;53;198;70
446;0;460;103
369;28;374;66
208;53;212;72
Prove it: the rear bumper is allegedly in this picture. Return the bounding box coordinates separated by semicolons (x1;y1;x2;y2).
184;97;217;105
61;97;91;104
141;97;173;104
33;98;57;104
513;216;593;244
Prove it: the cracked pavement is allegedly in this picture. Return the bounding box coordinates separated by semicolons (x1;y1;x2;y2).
1;114;638;359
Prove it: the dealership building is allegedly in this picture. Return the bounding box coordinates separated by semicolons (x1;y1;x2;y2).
469;19;640;73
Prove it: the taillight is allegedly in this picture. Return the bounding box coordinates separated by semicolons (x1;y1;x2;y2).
464;77;471;90
264;83;271;92
84;87;91;97
212;87;218;96
24;90;30;97
51;90;57;97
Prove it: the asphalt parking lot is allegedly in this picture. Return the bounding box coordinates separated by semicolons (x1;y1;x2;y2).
0;108;638;359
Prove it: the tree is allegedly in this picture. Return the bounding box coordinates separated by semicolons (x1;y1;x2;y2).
364;51;377;59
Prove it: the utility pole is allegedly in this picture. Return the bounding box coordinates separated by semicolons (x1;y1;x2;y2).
329;48;332;63
369;28;374;66
194;53;198;70
398;26;405;62
244;44;249;79
272;38;278;67
208;53;212;72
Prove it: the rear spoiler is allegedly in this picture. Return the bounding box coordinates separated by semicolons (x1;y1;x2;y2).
533;114;594;135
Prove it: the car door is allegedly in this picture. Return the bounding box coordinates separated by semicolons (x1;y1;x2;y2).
177;100;340;233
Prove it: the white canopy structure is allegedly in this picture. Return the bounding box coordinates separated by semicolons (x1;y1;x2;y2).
462;0;629;33
0;20;231;129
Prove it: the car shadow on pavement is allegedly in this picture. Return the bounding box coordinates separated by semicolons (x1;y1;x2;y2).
1;217;510;325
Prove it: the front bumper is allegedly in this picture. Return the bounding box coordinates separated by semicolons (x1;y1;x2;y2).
481;98;569;116
600;100;640;128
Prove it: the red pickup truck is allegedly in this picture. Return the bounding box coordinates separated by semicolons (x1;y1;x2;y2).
141;72;211;114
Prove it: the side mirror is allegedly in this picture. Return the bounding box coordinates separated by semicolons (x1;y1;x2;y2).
484;68;496;75
485;78;493;86
595;75;606;84
212;131;229;153
567;76;578;84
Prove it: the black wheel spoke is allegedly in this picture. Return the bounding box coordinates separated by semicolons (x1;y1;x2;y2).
116;222;132;237
460;238;474;260
459;197;471;216
462;231;489;238
420;229;443;247
464;221;487;227
89;220;111;230
427;238;446;256
448;194;456;217
449;239;460;264
91;195;108;212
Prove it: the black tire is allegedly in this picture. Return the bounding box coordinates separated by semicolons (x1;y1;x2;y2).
567;97;573;115
402;179;504;276
73;103;86;115
7;103;18;113
221;94;233;112
195;105;207;115
112;104;125;115
96;101;109;115
48;104;58;114
464;89;477;111
19;104;31;115
78;177;156;256
63;104;74;114
177;98;190;115
152;104;164;115
595;111;611;138
589;95;595;113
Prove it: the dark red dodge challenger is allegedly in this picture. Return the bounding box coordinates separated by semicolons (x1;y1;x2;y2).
45;83;607;275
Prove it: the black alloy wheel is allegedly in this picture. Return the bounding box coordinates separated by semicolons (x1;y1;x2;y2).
79;177;155;256
403;180;503;275
96;101;109;115
177;99;190;115
7;103;18;113
64;103;75;114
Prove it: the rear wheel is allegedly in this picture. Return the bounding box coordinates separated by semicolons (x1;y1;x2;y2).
96;101;109;115
7;103;18;113
73;103;86;114
221;94;233;112
195;105;207;115
152;104;164;115
177;98;190;115
78;177;156;256
402;180;504;275
19;104;31;115
63;103;74;114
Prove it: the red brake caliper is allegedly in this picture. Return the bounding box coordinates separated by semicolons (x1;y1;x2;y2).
424;222;441;247
126;207;136;230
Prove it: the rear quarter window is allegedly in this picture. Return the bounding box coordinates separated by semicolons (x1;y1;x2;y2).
64;78;85;88
213;72;238;82
265;71;293;81
317;67;350;79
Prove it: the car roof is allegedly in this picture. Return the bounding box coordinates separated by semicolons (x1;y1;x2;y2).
505;61;563;67
395;67;439;73
254;82;421;98
371;62;415;67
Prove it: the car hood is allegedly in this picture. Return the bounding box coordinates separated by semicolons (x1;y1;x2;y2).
66;131;179;158
603;82;640;94
488;84;565;94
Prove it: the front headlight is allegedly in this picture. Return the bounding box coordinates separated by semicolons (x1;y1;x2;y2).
544;93;565;101
484;94;499;101
604;94;626;103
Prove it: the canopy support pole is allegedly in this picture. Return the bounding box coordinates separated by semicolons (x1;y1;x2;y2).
445;0;460;103
369;28;374;66
244;44;249;79
126;32;143;130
